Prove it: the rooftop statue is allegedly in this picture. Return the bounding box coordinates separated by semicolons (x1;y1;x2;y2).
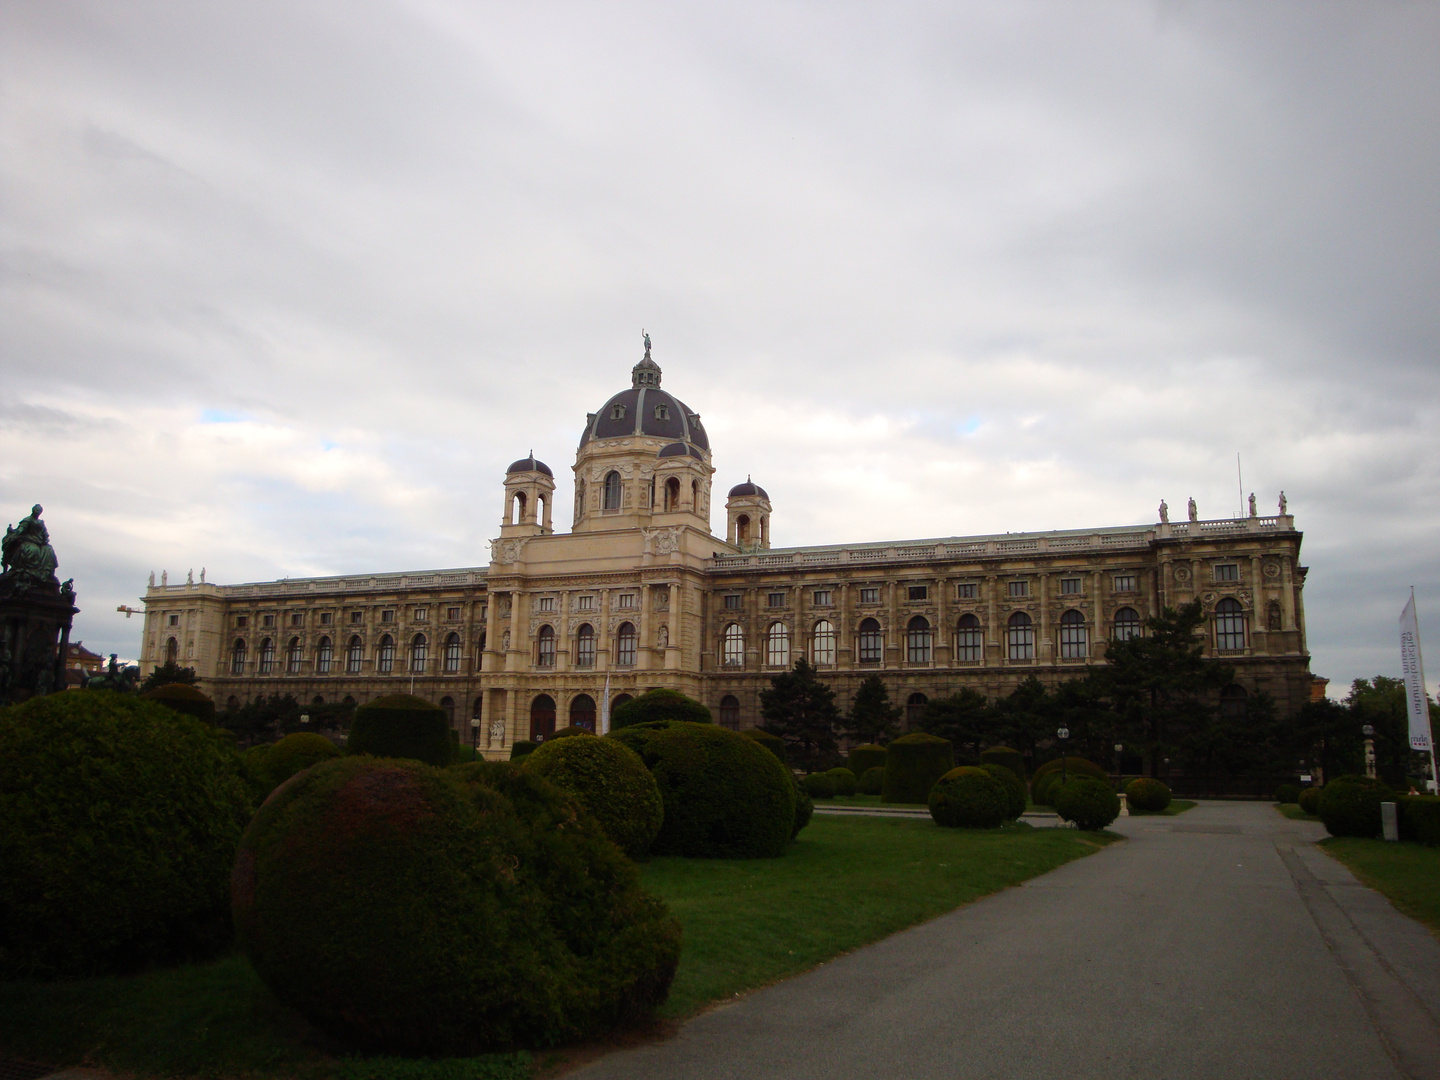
1;504;60;593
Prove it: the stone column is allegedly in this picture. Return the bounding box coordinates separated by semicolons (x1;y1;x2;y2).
986;574;1000;666
1038;572;1052;663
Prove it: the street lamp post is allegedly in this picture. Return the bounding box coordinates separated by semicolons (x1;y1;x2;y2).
1114;742;1124;787
1363;724;1376;780
1057;726;1070;786
471;716;481;760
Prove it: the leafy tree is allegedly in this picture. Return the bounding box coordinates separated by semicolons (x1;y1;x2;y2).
1291;696;1358;783
218;693;303;748
138;662;198;693
846;675;902;744
916;689;992;762
761;658;842;770
1347;676;1425;787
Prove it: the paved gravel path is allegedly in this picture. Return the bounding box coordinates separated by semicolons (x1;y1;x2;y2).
573;801;1440;1080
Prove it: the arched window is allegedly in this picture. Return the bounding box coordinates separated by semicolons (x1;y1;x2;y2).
512;490;527;524
376;634;395;674
719;694;740;730
603;470;622;510
316;636;333;674
576;624;595;667
536;625;556;667
443;632;461;672
906;616;932;663
616;622;637;666
766;622;791;667
570;694;597;731
258;637;275;674
346;635;363;674
811;620;836;665
286;637;303;675
1113;607;1141;642
226;694;240;712
858;617;883;665
736;514;750;541
411;633;428;673
906;692;928;727
665;476;681;511
440;696;455;727
165;637;179;665
1006;612;1034;660
956;614;982;662
1220;684;1248;722
722;623;744;667
1059;610;1087;659
1215;597;1247;651
311;695;325;707
231;639;247;675
692;479;700;509
612;692;633;711
530;694;556;742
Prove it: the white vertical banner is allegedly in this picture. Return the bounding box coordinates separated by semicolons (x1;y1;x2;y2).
599;673;611;735
1399;591;1433;754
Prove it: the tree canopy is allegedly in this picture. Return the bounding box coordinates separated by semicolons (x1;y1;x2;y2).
846;675;902;744
761;658;842;770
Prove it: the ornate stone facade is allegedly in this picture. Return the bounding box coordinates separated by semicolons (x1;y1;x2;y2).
139;345;1313;755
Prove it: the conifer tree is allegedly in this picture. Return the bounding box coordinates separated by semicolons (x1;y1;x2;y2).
761;658;842;770
846;674;902;744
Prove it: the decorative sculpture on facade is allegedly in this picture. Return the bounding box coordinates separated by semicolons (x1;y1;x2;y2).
1158;499;1169;524
1278;491;1287;515
1187;497;1198;523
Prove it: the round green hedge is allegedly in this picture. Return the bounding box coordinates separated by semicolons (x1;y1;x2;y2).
346;694;453;766
847;743;887;779
142;681;217;723
1125;777;1172;812
549;725;595;740
802;772;837;798
510;740;538;761
742;728;788;764
826;767;857;796
928;766;1009;829
1275;783;1302;805
1318;775;1394;838
608;721;795;858
979;746;1026;785
241;744;275;804
263;732;340;795
611;688;712;730
1298;785;1323;815
234;757;681;1054
882;732;955;804
858;765;885;795
522;734;663;858
979;762;1027;820
1031;757;1107;805
791;780;814;838
0;691;251;979
1054;777;1121;831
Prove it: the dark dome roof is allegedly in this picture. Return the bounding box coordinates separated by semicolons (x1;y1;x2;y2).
579;350;710;451
658;442;703;459
728;479;768;499
506;453;552;477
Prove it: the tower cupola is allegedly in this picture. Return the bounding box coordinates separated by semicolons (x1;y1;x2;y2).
500;452;554;537
726;477;771;550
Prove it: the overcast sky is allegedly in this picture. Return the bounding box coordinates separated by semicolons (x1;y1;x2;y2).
2;1;1437;698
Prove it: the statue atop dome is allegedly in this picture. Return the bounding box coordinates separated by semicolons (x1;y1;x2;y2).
632;331;662;388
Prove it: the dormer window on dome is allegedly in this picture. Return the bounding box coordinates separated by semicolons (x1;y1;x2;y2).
610;403;626;420
654;403;669;421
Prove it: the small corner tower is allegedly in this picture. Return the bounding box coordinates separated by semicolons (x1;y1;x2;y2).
501;453;555;536
726;478;771;551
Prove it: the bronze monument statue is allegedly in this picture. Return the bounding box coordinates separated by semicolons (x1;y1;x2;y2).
0;504;77;705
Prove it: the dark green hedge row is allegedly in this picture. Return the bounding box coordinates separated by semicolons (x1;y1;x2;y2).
346;694;453;766
1318;775;1393;838
142;681;217;723
1275;783;1302;804
882;732;954;804
847;743;887;779
858;765;884;795
1398;795;1440;846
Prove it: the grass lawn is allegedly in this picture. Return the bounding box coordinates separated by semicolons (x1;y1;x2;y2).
1320;837;1440;937
1129;799;1198;817
0;816;1117;1078
1275;803;1320;821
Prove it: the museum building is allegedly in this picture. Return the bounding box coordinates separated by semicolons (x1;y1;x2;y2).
138;344;1314;755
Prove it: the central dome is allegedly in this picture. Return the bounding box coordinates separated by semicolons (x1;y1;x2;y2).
579;350;710;451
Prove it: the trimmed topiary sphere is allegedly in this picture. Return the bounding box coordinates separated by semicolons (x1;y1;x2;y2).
848;743;887;779
979;746;1026;786
1398;795;1440;846
608;721;796;858
263;732;341;794
1318;775;1393;838
826;766;857;796
742;728;788;764
1275;783;1302;805
1125;777;1172;812
979;762;1027;820
522;734;663;858
234;757;681;1054
511;740;538;760
803;772;837;798
549;725;595;740
611;688;712;730
241;743;275;803
858;765;885;795
1297;785;1323;815
1031;758;1109;806
346;694;453;766
0;691;251;979
142;681;217;723
882;732;955;804
929;766;1009;829
1054;777;1121;831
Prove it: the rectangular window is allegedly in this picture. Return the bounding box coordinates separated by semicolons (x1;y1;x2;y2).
1214;564;1239;582
723;594;741;610
350;611;364;625
859;587;880;604
767;592;785;608
381;610;395;623
577;595;594;611
1060;578;1082;595
262;613;275;627
168;613;179;626
414;607;429;621
1113;574;1137;592
907;585;928;601
291;613;304;627
446;606;461;621
956;583;977;599
813;589;832;606
537;597;554;613
235;616;248;628
617;593;636;610
1007;581;1029;598
320;611;333;625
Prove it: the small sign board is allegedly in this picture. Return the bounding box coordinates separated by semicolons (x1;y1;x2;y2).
1300;774;1312;782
